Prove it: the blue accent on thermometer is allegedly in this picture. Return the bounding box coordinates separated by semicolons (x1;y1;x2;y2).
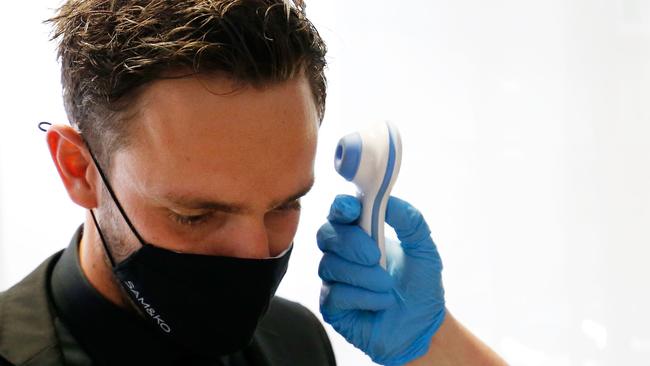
335;132;362;181
371;125;397;248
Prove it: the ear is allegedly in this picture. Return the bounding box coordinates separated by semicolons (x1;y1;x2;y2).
46;124;99;209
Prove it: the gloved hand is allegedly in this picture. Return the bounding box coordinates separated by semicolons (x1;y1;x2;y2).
317;194;446;366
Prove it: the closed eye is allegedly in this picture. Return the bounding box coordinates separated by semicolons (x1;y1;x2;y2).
169;200;300;227
168;211;213;226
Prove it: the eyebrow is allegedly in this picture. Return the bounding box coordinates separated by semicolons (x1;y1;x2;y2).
161;178;315;214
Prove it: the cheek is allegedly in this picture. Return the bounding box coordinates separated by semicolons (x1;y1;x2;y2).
95;193;143;261
265;210;301;255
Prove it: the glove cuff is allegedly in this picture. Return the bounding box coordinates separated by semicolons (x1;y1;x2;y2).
377;307;447;366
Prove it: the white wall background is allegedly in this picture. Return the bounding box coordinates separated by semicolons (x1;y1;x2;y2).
1;1;650;365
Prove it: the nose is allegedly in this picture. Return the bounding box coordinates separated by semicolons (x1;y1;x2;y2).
225;216;271;259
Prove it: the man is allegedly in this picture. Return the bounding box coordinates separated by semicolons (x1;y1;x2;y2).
0;0;507;365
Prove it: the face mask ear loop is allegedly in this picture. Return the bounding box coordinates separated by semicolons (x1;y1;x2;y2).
38;122;52;132
37;123;140;268
83;138;150;260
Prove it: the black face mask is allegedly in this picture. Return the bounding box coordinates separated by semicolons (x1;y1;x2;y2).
86;147;292;357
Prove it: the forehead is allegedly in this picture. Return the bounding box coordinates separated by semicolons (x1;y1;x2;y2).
113;74;319;205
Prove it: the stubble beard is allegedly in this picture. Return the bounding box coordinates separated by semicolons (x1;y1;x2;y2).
94;183;145;312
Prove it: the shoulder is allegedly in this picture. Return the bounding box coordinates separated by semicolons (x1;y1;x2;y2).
263;296;324;329
0;252;65;366
254;296;336;366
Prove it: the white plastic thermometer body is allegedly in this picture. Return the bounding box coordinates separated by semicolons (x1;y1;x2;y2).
334;121;402;269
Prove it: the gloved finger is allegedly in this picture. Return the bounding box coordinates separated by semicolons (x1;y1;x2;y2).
317;222;381;266
327;194;361;224
320;281;397;311
385;196;437;256
319;253;394;292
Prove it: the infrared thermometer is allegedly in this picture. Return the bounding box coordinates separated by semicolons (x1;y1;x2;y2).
334;121;402;269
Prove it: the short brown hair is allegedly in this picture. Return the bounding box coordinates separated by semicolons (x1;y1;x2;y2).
47;0;327;168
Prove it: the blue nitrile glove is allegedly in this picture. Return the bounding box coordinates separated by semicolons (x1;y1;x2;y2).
317;194;446;366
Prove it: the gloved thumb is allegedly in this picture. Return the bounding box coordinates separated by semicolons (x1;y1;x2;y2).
327;194;361;224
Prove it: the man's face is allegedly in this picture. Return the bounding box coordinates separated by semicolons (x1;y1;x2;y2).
97;73;318;260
